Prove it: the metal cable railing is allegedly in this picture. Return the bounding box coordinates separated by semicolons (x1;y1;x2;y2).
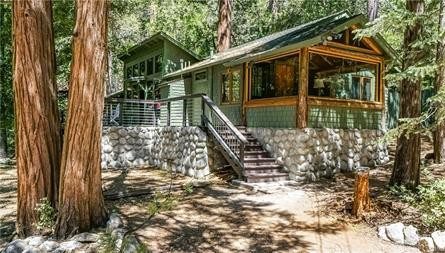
103;94;248;177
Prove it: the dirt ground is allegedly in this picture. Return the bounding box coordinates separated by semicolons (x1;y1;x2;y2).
0;163;432;252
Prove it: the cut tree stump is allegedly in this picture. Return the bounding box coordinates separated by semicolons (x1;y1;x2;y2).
351;169;371;217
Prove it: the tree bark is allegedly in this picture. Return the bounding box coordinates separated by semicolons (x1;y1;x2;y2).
55;0;108;238
352;171;371;217
367;0;379;22
434;0;445;163
12;0;62;237
391;0;424;188
217;0;231;52
0;3;7;159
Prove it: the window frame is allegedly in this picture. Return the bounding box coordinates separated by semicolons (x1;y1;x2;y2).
307;48;384;109
194;70;208;83
221;68;242;105
154;54;163;74
247;52;300;106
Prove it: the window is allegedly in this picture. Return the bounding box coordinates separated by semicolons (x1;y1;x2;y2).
154;54;163;73
132;64;139;77
194;71;207;82
251;54;299;99
308;53;378;102
146;58;154;75
139;61;146;75
222;69;241;103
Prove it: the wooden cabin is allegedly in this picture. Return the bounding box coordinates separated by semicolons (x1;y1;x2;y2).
113;32;201;100
161;11;394;130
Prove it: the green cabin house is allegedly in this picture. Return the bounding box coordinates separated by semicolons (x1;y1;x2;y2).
106;11;394;183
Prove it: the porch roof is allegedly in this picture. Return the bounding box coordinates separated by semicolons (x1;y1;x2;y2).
163;11;395;79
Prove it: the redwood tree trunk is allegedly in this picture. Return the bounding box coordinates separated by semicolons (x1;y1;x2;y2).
434;0;445;163
0;3;7;159
55;0;108;238
217;0;231;52
391;0;424;188
367;0;379;21
12;0;61;237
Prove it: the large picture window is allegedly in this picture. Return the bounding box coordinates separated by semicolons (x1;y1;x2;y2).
222;69;241;104
155;54;163;73
308;53;379;102
251;54;299;99
146;58;154;75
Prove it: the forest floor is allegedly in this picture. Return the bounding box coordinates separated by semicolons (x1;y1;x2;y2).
1;137;442;252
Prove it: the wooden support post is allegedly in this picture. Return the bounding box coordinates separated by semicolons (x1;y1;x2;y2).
183;99;187;126
167;101;171;126
352;169;371;217
297;47;309;128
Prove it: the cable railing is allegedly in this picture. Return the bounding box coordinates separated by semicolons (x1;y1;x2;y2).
103;94;248;178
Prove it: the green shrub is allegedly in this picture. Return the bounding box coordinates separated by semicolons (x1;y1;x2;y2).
416;179;445;230
35;197;56;230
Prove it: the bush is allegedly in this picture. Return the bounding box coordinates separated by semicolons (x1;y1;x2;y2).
35;197;56;230
416;179;445;230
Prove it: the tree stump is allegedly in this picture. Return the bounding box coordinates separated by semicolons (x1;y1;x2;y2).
351;170;371;217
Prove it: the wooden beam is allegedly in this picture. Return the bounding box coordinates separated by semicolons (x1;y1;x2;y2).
308;97;384;110
244;96;297;108
310;45;384;63
297;47;309;128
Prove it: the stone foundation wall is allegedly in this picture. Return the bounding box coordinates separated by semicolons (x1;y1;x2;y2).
101;126;219;179
247;128;389;182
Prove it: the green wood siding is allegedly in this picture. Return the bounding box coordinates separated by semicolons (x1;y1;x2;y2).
246;106;296;128
308;106;382;129
221;105;242;125
163;40;198;75
159;80;186;126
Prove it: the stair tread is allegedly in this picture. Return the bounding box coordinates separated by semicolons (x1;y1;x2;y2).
245;172;289;178
244;164;282;169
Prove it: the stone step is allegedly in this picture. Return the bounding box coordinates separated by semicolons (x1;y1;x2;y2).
245;173;289;183
243;157;277;164
244;150;272;158
244;163;282;169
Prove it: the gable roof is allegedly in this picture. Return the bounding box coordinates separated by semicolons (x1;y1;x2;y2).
118;32;202;61
164;11;395;79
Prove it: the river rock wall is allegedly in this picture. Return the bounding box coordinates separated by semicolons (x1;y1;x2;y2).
101;126;216;179
247;128;389;182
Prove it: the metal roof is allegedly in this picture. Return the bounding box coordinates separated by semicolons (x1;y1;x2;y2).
117;32;202;61
163;11;395;79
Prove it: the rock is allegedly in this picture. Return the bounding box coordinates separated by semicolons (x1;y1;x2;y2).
71;232;100;243
378;226;390;241
403;225;419;246
54;241;82;253
5;239;27;253
386;222;405;244
107;213;124;232
121;235;143;253
111;228;128;250
432;231;445;251
25;236;45;247
39;240;59;252
22;247;40;253
418;237;435;253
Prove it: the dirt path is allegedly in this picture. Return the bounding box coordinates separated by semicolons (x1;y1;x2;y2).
1;166;420;252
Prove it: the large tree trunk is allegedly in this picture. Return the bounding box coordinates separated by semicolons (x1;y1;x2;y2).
216;0;231;52
367;0;379;21
0;3;8;159
434;0;445;163
391;0;424;188
12;0;61;237
55;0;108;238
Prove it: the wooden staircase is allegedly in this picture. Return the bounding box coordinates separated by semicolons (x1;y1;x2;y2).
236;126;289;183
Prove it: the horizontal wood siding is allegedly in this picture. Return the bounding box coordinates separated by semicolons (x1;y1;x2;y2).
308;106;382;129
220;105;242;125
246;106;297;128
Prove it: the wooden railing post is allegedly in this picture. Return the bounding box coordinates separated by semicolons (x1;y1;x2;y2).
167;101;171;126
297;47;309;128
118;98;123;126
201;97;205;126
183;99;187;126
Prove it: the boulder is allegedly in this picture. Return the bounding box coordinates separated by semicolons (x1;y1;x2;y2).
432;231;445;251
386;222;405;244
403;225;419;246
377;226;390;242
418;237;435;253
71;232;99;243
22;247;40;253
122;235;143;253
5;240;27;253
25;236;45;247
107;213;124;232
54;241;82;253
39;240;59;252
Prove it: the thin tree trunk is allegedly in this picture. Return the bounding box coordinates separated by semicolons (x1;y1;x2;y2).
434;0;445;163
391;0;424;188
0;3;7;159
367;0;379;22
12;0;61;237
217;0;231;52
55;0;108;238
352;171;371;217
